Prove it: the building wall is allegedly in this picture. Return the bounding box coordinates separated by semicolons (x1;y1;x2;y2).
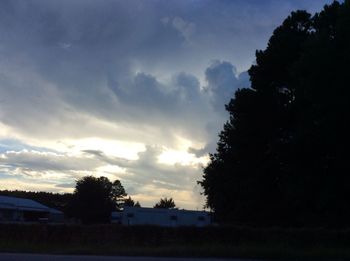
0;208;14;221
0;209;24;222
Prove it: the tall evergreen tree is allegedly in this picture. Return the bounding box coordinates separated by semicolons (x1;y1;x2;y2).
200;1;350;227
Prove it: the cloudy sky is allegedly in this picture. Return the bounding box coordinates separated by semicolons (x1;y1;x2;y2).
0;0;333;209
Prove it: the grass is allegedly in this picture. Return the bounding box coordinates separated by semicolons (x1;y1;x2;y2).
2;241;350;259
1;224;350;259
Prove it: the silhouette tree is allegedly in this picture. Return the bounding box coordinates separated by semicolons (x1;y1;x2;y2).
123;196;141;207
111;180;128;210
123;196;135;207
68;176;126;224
154;197;176;209
200;1;350;227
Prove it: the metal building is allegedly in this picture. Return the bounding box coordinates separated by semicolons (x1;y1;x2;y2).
0;195;64;223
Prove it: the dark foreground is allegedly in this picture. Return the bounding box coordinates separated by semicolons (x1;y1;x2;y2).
1;224;350;259
0;253;253;261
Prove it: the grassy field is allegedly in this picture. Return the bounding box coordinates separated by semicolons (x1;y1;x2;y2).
1;224;350;259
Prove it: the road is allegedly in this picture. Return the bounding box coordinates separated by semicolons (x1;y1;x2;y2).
0;253;260;261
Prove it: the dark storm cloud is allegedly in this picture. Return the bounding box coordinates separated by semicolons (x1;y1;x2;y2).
108;70;206;119
0;0;206;138
0;0;331;132
110;72;172;112
205;60;251;112
0;0;334;206
206;60;237;112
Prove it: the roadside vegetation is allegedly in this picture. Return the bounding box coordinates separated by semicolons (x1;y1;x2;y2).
1;224;350;259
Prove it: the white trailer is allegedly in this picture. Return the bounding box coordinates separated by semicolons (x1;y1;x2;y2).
120;206;211;227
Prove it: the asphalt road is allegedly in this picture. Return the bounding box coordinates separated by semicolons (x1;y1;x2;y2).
0;253;259;261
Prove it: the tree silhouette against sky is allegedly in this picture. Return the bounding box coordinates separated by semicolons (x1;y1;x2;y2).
200;1;350;227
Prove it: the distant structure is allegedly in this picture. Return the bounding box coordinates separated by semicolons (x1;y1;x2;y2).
0;195;64;223
112;206;211;227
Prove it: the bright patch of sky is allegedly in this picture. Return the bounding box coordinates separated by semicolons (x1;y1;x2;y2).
0;0;333;209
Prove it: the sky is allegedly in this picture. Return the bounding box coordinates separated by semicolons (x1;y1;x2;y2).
0;0;333;209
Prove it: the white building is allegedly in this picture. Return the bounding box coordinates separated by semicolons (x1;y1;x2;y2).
112;206;211;227
0;195;64;223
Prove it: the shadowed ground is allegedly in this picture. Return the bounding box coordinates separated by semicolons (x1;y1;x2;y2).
0;253;258;261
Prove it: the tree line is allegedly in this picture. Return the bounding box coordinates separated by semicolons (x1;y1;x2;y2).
1;176;176;224
200;1;350;227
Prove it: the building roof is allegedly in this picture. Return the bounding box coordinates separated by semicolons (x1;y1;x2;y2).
0;195;51;212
